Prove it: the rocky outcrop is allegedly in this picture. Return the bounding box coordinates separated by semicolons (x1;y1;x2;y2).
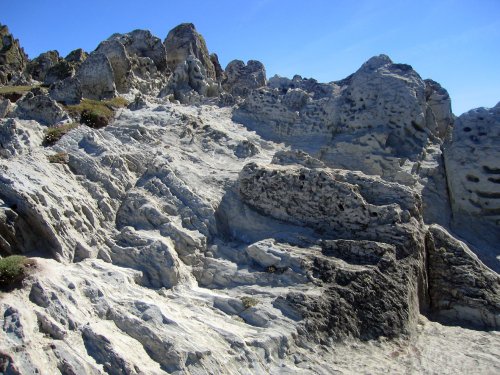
0;118;44;159
223;60;266;97
65;48;88;64
13;93;69;125
424;79;454;138
444;102;500;270
427;224;500;329
26;50;60;82
0;24;28;85
164;23;215;79
0;21;499;375
49;76;82;104
43;60;74;86
110;29;167;72
76;52;116;100
95;39;131;93
0;98;11;118
159;56;219;103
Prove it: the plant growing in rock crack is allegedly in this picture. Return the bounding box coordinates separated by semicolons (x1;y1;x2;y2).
47;152;69;164
241;296;259;309
44;123;79;145
65;97;128;129
0;255;36;290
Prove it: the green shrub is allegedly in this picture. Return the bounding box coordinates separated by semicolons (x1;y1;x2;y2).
44;123;79;145
65;97;128;129
241;296;259;309
47;152;68;164
0;255;35;288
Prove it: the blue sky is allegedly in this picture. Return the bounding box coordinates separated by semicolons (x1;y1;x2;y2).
2;0;499;115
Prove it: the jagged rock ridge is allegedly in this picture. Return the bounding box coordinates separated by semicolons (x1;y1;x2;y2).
0;22;499;374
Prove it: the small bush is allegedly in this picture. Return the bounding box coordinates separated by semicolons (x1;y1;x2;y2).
44;123;79;145
65;97;128;129
241;296;259;309
0;255;35;289
47;152;68;164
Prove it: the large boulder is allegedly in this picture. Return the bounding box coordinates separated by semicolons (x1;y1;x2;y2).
76;52;116;100
427;224;500;329
443;102;500;270
0;98;11;118
0;24;28;85
164;23;215;79
49;76;82;105
159;56;219;103
13;92;69;125
95;39;131;93
223;60;266;97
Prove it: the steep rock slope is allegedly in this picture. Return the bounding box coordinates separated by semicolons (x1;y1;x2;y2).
0;23;499;374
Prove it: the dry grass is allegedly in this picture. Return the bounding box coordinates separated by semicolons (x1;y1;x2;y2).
0;255;36;289
47;152;69;164
44;123;79;145
65;97;128;128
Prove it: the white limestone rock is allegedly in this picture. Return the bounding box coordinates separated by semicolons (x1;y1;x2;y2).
13;93;69;125
95;39;132;93
49;76;82;105
159;56;219;103
76;52;117;100
0;98;11;118
444;102;500;270
428;224;500;329
164;23;215;79
223;60;267;97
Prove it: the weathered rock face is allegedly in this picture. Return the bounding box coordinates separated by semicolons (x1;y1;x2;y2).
427;224;500;329
0;118;44;159
0;24;28;85
444;102;500;270
65;48;88;64
223;60;267;97
76;52;116;100
13;93;69;125
159;56;219;103
110;29;167;72
425;79;454;138
26;50;60;82
164;23;216;79
49;76;82;105
0;98;11;118
95;39;132;93
1;22;500;375
43;60;75;86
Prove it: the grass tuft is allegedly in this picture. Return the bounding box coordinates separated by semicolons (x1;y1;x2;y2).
44;123;79;145
65;97;128;128
241;296;259;309
47;152;69;164
0;255;35;289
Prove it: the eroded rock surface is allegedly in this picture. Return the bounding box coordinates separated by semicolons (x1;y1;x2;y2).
444;102;500;270
0;22;499;375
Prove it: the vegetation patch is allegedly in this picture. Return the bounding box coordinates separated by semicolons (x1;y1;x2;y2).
0;85;36;102
241;296;259;309
0;255;35;289
47;152;69;164
65;97;128;129
44;123;79;145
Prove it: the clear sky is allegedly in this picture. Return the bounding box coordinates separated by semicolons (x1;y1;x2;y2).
1;0;499;115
